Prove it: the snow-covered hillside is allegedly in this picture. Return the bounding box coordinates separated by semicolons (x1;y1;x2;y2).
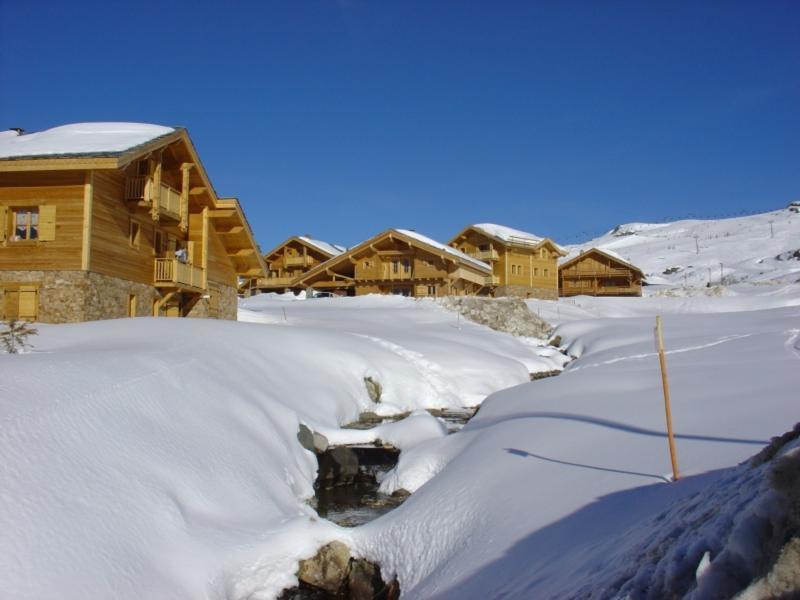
566;206;800;287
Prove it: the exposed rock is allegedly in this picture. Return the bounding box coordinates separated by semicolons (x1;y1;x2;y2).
529;370;562;381
317;447;360;487
390;488;411;499
364;376;382;402
297;424;330;454
348;559;400;600
297;541;351;594
439;296;552;338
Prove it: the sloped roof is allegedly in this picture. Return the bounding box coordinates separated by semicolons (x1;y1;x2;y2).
0;123;178;160
450;223;567;256
559;247;644;276
396;229;491;271
293;228;492;287
297;236;347;257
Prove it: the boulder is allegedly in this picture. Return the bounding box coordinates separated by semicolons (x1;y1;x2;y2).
297;541;351;595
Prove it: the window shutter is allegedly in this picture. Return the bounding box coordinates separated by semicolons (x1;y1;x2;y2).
0;206;7;243
38;205;57;241
187;241;196;264
18;286;38;320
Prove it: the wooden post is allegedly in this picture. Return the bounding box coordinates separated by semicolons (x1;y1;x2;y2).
655;316;680;481
151;152;162;222
179;162;194;232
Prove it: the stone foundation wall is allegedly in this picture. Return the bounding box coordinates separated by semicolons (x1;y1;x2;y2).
1;270;236;323
494;284;558;300
186;282;238;320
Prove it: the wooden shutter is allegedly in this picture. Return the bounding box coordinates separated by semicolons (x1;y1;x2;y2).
18;286;38;320
187;241;196;265
38;205;57;241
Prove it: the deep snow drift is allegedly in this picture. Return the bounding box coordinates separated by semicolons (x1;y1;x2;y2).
0;295;564;599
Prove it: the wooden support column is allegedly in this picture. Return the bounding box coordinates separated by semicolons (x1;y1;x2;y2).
151;151;163;222
81;170;94;271
201;207;209;289
179;162;194;232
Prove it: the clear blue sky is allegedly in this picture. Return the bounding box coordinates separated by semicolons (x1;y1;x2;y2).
1;1;798;248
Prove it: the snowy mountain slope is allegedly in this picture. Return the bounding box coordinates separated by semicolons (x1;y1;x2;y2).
0;297;563;600
354;305;800;598
565;207;800;287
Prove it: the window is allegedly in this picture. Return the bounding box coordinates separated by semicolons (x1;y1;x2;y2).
136;159;149;176
12;208;38;241
479;244;489;252
544;268;549;277
534;267;539;277
393;260;400;274
540;248;546;259
427;285;436;296
402;259;411;273
363;260;372;269
129;220;141;248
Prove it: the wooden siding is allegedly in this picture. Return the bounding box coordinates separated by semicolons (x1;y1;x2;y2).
559;251;642;297
204;218;237;287
0;171;85;271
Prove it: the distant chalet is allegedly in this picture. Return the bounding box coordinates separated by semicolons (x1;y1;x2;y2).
243;235;346;295
559;248;644;297
0;123;266;322
292;228;492;297
448;223;566;299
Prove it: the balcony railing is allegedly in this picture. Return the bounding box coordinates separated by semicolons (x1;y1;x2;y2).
125;177;181;219
256;276;295;287
154;258;205;290
485;275;500;285
471;249;499;261
284;255;313;267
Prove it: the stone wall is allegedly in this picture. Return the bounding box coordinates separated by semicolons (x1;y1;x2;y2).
186;282;238;320
1;270;236;323
494;284;558;300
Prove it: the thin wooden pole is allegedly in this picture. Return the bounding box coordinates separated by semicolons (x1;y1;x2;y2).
655;316;680;481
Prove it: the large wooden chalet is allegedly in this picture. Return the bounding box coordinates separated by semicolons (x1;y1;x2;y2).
243;235;345;295
292;228;492;297
448;223;566;299
559;248;644;297
0;123;265;322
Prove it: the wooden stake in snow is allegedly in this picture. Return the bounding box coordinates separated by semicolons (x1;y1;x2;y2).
655;316;680;481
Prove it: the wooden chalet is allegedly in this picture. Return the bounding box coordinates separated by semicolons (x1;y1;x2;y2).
558;248;644;297
0;123;266;322
292;228;492;297
448;223;566;299
242;235;345;295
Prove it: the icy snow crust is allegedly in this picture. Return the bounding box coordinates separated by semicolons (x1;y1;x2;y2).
0;122;175;158
473;222;544;244
0;295;558;599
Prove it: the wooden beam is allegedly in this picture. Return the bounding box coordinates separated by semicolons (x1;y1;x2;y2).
179;163;194;232
81;170;94;270
150;151;162;222
228;248;255;257
208;209;236;218
189;186;206;195
216;225;244;235
201;207;209;289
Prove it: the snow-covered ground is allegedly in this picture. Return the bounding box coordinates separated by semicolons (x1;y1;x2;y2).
563;206;800;287
0;296;563;599
2;207;798;599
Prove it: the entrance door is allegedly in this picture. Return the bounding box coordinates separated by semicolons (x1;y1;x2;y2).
128;294;137;317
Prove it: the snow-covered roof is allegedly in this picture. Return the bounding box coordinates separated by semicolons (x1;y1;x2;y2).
0;122;177;159
472;223;544;246
395;229;491;272
298;236;347;257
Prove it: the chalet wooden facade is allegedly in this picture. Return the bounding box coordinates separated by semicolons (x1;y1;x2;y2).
448;224;566;299
292;229;492;297
0;123;265;323
558;248;644;297
242;235;345;295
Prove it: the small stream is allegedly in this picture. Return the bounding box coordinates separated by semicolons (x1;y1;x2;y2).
312;408;477;527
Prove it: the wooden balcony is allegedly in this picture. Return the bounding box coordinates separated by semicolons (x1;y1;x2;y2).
471;249;499;261
125;177;181;220
154;259;205;290
284;255;313;267
485;275;500;285
256;276;295;288
567;268;631;277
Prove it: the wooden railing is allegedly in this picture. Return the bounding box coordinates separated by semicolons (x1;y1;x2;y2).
565;268;631;277
125;177;181;219
256;276;295;287
471;249;499;261
284;255;313;267
485;275;500;285
381;269;413;280
154;258;205;289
